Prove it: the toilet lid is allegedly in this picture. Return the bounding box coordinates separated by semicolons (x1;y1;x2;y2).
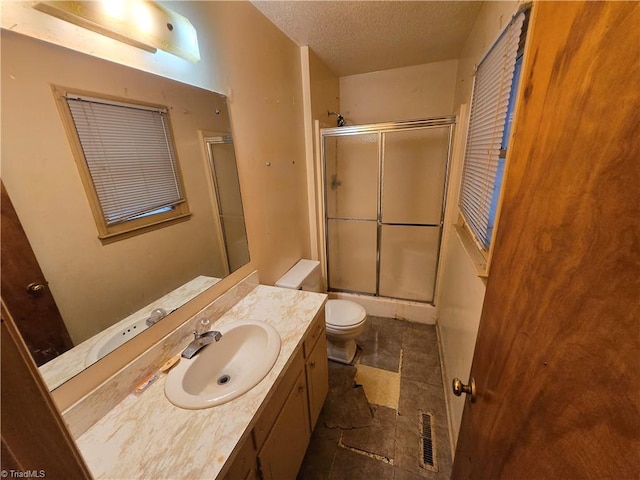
326;299;366;328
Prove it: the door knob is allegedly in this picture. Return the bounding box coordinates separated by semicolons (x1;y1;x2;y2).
26;282;46;296
452;377;476;403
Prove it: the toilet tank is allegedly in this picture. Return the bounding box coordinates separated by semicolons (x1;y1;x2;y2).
275;259;321;292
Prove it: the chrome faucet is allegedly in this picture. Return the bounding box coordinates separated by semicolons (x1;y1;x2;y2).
181;330;222;359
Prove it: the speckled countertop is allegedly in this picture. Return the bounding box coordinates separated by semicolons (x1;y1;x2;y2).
75;285;327;480
40;276;221;390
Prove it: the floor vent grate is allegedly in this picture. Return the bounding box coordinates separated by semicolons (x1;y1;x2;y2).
419;410;438;472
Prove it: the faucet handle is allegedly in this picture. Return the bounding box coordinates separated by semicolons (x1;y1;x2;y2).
146;307;168;327
195;317;211;335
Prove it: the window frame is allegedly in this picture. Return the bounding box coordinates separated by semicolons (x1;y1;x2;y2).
456;7;530;277
53;85;191;243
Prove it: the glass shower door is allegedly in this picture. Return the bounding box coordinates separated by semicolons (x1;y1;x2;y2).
379;127;450;302
323;118;454;304
325;133;378;294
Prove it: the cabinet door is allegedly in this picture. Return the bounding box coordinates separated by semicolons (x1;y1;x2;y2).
306;332;329;430
258;372;310;480
253;350;305;450
222;434;258;480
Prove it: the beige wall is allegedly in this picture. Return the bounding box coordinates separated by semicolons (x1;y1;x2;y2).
436;0;520;451
301;47;340;274
1;31;228;344
1;1;311;287
308;49;340;129
204;3;309;285
339;60;458;124
453;2;521;108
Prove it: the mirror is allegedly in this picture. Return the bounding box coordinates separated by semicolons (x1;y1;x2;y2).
0;31;249;390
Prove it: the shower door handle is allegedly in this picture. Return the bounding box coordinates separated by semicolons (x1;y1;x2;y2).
452;377;476;403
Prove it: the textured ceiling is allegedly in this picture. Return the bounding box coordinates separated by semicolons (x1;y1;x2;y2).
252;1;484;77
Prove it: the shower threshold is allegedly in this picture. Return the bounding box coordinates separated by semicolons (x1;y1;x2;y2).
329;291;436;325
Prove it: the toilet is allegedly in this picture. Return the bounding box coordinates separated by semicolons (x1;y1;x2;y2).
275;259;367;364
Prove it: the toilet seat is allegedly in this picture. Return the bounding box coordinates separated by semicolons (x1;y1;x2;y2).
325;299;366;330
275;259;368;365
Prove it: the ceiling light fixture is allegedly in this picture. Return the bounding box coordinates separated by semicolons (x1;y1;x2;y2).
33;1;200;63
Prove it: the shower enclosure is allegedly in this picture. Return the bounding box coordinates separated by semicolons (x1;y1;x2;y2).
322;117;455;304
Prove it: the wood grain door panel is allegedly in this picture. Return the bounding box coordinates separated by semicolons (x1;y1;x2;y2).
453;2;640;478
1;304;91;476
1;182;73;365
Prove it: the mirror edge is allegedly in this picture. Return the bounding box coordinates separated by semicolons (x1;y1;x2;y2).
51;261;256;411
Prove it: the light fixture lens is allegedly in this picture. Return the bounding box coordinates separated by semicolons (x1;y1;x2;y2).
132;1;153;34
101;0;125;19
188;27;199;50
34;1;200;62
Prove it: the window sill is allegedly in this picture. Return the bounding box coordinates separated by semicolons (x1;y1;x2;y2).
98;212;192;245
453;224;489;279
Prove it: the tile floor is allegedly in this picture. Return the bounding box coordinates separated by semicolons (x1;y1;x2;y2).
298;316;452;480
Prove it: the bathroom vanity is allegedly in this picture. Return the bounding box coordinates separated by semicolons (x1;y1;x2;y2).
223;310;328;479
73;282;328;479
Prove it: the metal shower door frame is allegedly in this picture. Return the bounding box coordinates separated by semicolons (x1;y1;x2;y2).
321;116;456;304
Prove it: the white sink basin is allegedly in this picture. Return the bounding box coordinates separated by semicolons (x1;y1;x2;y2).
165;320;281;409
86;316;149;366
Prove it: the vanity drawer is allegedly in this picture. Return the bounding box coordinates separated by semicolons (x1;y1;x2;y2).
252;348;304;450
303;307;325;358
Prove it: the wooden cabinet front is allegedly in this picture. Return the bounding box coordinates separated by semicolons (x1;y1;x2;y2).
257;371;310;480
305;330;329;431
253;350;305;450
222;435;258;480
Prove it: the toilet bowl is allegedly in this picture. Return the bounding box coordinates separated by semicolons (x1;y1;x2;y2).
275;259;367;364
325;299;367;364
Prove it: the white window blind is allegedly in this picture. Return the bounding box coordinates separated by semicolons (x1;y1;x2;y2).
459;11;526;251
66;96;184;225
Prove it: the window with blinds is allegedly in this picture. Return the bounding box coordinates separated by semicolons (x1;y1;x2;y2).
62;93;190;240
459;9;528;253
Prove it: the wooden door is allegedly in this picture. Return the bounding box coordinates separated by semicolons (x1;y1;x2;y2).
1;303;91;476
453;2;640;479
1;182;73;365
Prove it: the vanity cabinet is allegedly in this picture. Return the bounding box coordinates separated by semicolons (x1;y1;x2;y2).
305;330;328;430
258;371;310;479
222;434;259;480
221;307;328;480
